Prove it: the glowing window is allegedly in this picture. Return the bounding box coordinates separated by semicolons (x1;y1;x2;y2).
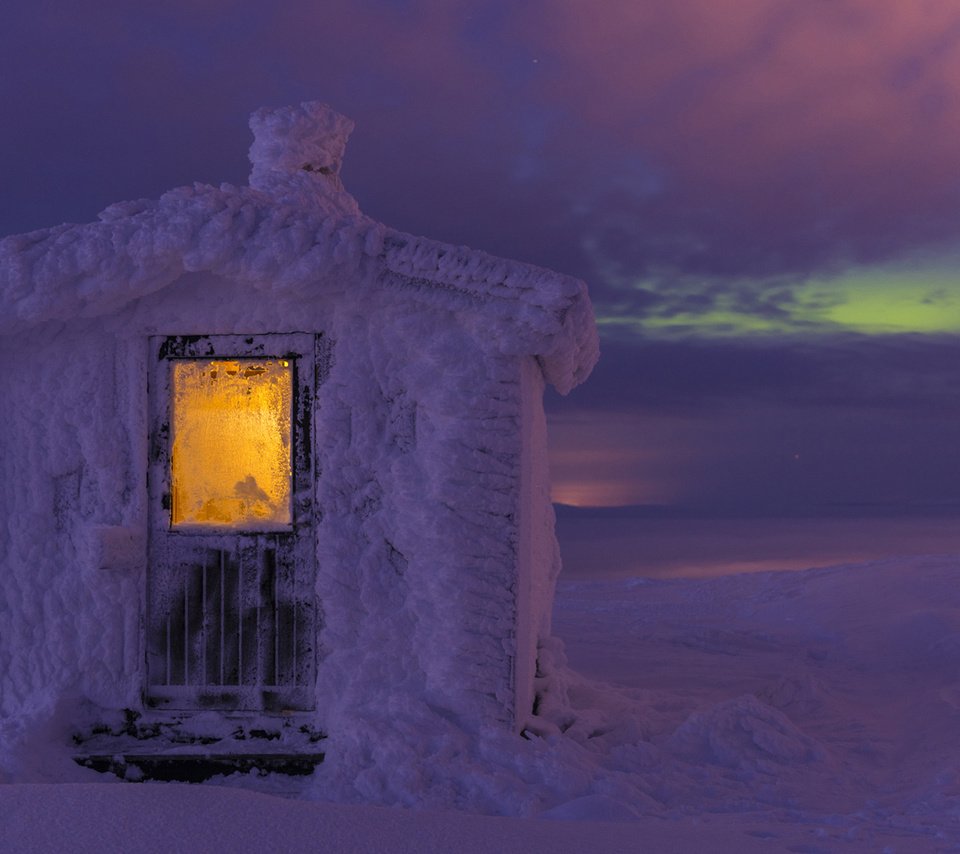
170;359;293;529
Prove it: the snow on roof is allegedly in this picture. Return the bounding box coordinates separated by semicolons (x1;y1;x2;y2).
0;101;598;393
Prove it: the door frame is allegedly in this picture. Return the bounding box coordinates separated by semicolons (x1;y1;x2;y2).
145;333;318;712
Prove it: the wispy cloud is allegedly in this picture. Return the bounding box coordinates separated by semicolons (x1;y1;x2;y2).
8;1;960;514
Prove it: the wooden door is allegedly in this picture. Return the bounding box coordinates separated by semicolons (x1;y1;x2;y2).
146;334;317;712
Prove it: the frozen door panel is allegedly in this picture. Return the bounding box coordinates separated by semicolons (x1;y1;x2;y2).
147;334;319;713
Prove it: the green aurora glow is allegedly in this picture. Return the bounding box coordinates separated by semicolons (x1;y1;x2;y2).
599;261;960;337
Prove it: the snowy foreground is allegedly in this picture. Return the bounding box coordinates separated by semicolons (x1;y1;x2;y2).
4;555;960;852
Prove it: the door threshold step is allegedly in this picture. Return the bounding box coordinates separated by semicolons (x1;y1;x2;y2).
71;710;326;782
74;750;324;783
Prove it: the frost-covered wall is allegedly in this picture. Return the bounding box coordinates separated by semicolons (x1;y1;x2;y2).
0;321;145;718
0;275;528;728
0;101;598;751
313;299;524;730
0;276;521;717
514;357;562;728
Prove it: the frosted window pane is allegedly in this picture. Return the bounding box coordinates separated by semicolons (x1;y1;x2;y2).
171;359;293;529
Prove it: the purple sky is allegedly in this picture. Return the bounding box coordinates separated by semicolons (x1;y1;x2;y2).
7;1;960;515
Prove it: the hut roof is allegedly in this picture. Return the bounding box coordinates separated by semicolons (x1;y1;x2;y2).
0;102;598;393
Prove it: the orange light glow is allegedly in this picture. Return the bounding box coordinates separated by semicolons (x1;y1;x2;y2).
171;359;292;529
550;481;647;508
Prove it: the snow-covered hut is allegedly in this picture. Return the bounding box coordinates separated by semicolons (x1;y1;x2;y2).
0;102;597;768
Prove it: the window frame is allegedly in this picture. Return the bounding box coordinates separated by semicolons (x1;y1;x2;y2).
149;334;315;537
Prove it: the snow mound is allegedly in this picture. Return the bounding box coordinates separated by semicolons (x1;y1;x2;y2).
880;608;960;666
538;794;642;821
249;101;353;181
665;694;828;771
754;669;831;717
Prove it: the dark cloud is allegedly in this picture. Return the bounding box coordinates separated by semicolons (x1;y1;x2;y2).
514;0;960;281
8;1;960;286
549;334;960;414
547;332;960;511
549;395;960;513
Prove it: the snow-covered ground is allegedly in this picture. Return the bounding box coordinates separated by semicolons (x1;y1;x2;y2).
4;555;960;852
553;555;960;850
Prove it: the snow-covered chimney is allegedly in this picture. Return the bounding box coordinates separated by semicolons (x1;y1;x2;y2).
248;101;359;213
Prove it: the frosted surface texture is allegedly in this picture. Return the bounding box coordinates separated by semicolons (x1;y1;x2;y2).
171;360;292;528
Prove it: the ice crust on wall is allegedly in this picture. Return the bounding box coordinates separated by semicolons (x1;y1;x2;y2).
311;298;524;731
0;334;145;722
0;102;596;790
